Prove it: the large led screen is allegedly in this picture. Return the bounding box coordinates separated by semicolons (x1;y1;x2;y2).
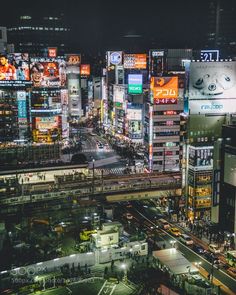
31;61;61;88
189;61;236;99
0;53;30;83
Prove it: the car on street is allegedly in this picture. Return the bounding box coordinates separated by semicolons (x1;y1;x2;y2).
226;267;236;278
157;218;170;230
208;244;221;254
203;251;215;262
192;244;206;254
179;234;193;245
169;227;181;237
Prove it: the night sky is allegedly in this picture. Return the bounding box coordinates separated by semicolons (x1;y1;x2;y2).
1;0;209;53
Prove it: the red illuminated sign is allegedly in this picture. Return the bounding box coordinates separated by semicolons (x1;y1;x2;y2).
163;111;177;115
155;98;177;105
80;64;91;76
48;48;57;58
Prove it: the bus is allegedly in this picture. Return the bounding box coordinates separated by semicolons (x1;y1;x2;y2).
226;250;236;267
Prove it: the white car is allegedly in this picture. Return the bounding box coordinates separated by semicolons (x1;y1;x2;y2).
208;244;221;254
179;234;193;245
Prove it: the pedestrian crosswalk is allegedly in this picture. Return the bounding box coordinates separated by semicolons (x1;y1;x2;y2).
96;168;126;175
82;149;113;153
98;280;116;295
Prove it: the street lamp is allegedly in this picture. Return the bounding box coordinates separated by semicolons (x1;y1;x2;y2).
92;158;95;193
170;240;176;248
121;263;127;283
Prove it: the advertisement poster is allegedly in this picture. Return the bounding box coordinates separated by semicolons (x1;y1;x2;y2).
150;77;178;102
68;75;81;116
128;74;143;94
124;54;147;69
128;120;142;139
0;53;30;83
189;61;236;99
35;116;60;130
189;99;236;114
113;85;125;103
31;61;61;88
188;146;214;169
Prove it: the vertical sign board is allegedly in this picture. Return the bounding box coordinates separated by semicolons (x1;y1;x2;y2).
17;91;27;139
17;91;27;122
128;74;143;94
48;47;57;58
66;54;81;117
149;104;153;172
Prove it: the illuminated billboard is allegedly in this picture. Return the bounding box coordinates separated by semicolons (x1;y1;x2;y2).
128;120;142;139
189;61;236;99
0;53;30;86
200;50;219;62
149;104;153;172
113;85;125;103
35;116;60;130
149;49;166;77
150;77;178;103
61;89;68;106
128;74;143;94
126;104;142;120
66;54;81;66
17;91;27;122
31;61;61;88
68;75;81;116
124;54;147;69
31;90;61;111
189;99;236;115
80;64;90;76
48;48;57;58
107;51;123;67
188;146;213;169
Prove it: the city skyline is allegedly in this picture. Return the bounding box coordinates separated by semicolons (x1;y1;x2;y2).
0;1;236;294
1;0;211;53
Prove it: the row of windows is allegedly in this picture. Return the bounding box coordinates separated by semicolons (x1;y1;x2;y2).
0;111;15;115
153;151;179;156
154;131;180;137
153;142;179;147
19;43;65;47
153;121;180;126
226;197;235;207
188;186;212;197
9;27;69;32
153;160;179;165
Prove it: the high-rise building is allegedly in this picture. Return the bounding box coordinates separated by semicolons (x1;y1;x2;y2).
185;60;236;220
206;0;236;56
0;27;7;54
217;125;236;246
7;14;71;56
